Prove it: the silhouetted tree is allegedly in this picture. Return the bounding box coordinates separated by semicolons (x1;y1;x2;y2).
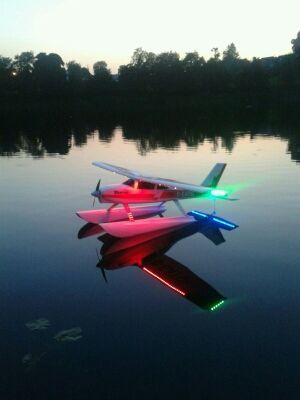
12;51;35;94
182;52;205;70
92;61;114;93
181;52;206;92
1;31;300;100
66;61;92;94
131;48;149;67
67;61;83;82
223;43;239;61
210;48;220;62
93;61;109;76
81;67;91;81
0;56;14;95
13;51;35;73
291;31;300;56
0;56;13;71
33;53;66;94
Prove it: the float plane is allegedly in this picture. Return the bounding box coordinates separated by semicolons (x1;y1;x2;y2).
78;220;227;311
77;161;238;238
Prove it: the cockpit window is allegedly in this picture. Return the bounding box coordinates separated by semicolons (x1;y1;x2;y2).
138;181;155;190
123;179;135;187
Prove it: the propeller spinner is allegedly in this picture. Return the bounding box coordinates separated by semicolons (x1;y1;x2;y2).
91;179;101;207
96;248;107;283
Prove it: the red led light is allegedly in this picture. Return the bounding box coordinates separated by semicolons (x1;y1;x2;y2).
142;267;186;296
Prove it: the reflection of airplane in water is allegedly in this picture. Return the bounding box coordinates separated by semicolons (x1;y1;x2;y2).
78;220;231;311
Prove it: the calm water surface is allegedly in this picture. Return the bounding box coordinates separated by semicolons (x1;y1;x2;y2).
0;125;299;399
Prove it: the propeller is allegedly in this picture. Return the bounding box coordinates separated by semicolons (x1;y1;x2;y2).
92;179;101;207
95;248;107;283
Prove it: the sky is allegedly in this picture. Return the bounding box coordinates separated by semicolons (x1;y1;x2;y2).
1;0;300;73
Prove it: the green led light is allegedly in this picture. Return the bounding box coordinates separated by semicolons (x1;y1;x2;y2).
210;300;225;311
211;189;227;197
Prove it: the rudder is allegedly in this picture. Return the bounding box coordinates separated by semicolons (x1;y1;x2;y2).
201;163;226;188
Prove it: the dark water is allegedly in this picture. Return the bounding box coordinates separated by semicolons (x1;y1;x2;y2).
1;118;300;399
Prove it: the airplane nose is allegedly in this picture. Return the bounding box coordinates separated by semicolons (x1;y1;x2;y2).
91;190;101;198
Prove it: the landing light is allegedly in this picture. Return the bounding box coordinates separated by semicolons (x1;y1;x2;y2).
211;189;227;197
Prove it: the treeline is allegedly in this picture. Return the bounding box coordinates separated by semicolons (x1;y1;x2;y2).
1;101;300;161
1;32;300;98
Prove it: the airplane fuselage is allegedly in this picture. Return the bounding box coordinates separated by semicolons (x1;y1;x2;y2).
97;182;209;204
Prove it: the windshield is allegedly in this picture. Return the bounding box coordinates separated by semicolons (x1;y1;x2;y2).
123;179;135;187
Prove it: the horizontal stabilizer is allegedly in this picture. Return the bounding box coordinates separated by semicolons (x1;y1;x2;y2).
187;210;239;231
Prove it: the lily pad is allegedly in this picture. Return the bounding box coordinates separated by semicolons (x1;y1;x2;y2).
54;327;82;342
22;353;40;370
25;318;50;331
22;353;33;364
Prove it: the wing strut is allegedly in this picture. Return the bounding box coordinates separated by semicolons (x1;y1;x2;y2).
107;203;119;212
173;200;186;215
123;203;135;222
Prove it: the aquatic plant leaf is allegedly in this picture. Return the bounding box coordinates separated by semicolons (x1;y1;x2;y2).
25;318;50;331
22;353;33;364
54;327;82;342
22;353;37;370
22;352;46;371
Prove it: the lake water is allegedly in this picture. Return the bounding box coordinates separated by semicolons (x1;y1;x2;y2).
0;121;300;399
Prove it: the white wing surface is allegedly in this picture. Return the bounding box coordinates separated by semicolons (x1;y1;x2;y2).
92;161;208;193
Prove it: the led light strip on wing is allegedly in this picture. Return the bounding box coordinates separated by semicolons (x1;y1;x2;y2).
142;267;186;296
210;300;225;311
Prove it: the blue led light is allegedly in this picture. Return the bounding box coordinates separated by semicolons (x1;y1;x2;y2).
212;217;236;228
191;211;207;218
188;210;238;230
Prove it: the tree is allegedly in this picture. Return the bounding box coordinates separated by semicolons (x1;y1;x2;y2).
155;51;180;67
93;61;113;93
66;61;92;94
0;56;13;93
67;61;83;82
130;48;156;70
34;52;65;76
131;48;148;67
33;53;66;93
182;52;205;69
223;43;239;61
93;61;109;77
291;31;300;56
0;56;12;71
210;48;220;62
13;51;34;73
81;67;91;81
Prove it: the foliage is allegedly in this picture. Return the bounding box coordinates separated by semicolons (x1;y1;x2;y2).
13;51;35;73
223;43;239;61
0;33;300;98
291;31;300;56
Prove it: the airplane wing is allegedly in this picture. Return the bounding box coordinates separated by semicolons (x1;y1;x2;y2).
142;255;226;310
92;161;207;193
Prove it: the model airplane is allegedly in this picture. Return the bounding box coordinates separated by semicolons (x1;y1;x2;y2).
77;161;237;230
79;220;227;311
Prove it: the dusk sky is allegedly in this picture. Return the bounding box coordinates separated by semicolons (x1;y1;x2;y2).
1;0;300;72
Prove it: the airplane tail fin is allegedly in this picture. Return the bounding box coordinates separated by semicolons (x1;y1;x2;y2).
201;163;226;188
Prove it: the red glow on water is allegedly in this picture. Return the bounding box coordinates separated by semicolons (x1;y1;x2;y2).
142;267;186;296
